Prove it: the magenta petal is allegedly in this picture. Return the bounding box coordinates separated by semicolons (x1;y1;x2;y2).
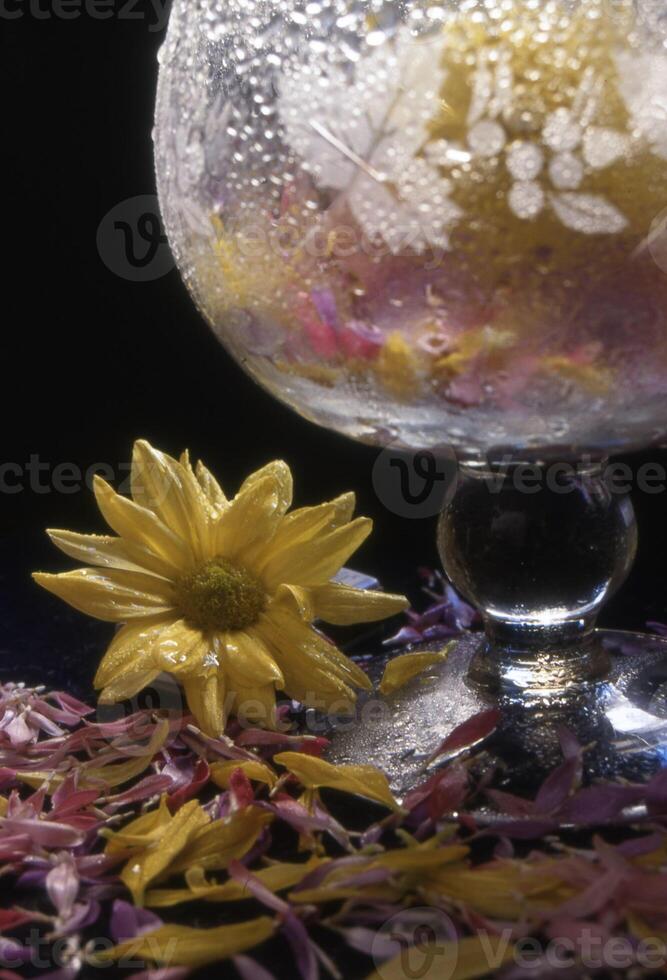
559;784;645;825
46;859;79;918
428;709;501;762
29;711;65;738
485;819;559;840
52;692;94;717
0;938;32;966
534;756;581;815
5;714;35;748
233;956;276;980
0;819;84;848
282;914;318;980
110;901;163;944
485;789;535;818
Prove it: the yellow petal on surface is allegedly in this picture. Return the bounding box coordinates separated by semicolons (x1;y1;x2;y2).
17;718;172;793
426;863;571;920
365;933;515;980
194;458;228;513
94;617;174;688
371;844;469;873
261;517;373;589
311;583;408;626
94;476;193;571
33;568;176;623
275;752;399;811
167;806;274;875
146;855;324;908
379;648;453;696
290;844;470;906
210;759;277;790
183;672;226;737
105;795;173;856
218;630;284;689
95;916;276;968
119;799;211;905
81;717;172;792
258;603;371;696
0;797;7;817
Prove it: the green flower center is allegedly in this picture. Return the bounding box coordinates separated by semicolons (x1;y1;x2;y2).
175;557;267;632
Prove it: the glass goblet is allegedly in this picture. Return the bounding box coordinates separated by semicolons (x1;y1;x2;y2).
154;0;667;799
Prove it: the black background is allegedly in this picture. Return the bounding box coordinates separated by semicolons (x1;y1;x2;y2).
2;2;667;687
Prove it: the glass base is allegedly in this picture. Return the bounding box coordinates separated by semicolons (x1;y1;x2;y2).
326;630;667;811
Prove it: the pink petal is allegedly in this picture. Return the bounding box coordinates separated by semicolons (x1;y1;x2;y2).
428;709;501;763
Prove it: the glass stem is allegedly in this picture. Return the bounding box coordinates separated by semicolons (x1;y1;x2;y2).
437;457;638;690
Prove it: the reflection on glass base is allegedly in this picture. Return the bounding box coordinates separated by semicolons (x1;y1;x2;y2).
326;631;667;811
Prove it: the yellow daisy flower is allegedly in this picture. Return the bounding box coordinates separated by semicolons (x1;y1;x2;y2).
33;440;407;735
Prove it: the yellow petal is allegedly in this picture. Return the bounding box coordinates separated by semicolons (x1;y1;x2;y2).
152;620;210;675
256;493;355;567
119;799;210;905
275;752;399;811
33;569;176;623
82;717;171;791
238;460;293;513
311;583;408;626
180;448;223;525
105;796;173;856
167;806;273;875
230;683;279;730
146;855;324;908
94;475;193;571
211;476;285;563
210;759;277;791
258;604;371;697
427;864;569;920
365;934;515;980
46;530;178;580
95;916;276;968
94;617;174;688
183;672;226;737
261;517;372;589
371;844;469;873
194;458;228;513
16;718;171;793
270;583;314;621
379;648;453;696
98;667;161;704
131;441;208;554
218;630;284;688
